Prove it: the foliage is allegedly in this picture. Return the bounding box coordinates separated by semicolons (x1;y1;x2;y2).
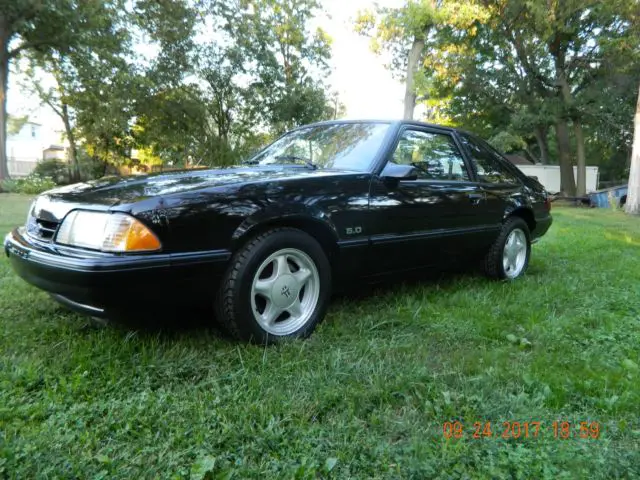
6;115;28;136
226;0;333;132
0;0;120;180
1;194;640;477
6;0;338;177
357;0;640;190
31;0;134;182
131;0;338;167
32;159;69;185
0;174;56;194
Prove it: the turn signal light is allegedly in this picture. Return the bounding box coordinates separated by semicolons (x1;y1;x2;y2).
56;211;161;252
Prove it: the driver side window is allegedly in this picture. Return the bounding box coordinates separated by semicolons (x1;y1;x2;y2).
392;130;470;181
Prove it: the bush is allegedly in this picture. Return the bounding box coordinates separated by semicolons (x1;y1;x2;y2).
1;174;57;195
0;178;19;193
33;159;70;185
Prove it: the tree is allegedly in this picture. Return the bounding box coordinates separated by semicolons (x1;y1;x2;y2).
226;0;333;133
18;0;197;178
626;84;640;215
356;0;488;120
135;0;337;167
363;0;639;196
0;0;99;180
20;0;135;181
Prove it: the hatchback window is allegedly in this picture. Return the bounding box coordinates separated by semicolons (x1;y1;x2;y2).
459;135;521;184
391;129;470;181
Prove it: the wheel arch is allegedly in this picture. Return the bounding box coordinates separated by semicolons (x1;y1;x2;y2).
505;207;536;234
231;210;340;260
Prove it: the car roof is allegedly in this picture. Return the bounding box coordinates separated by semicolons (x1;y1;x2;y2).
299;119;458;133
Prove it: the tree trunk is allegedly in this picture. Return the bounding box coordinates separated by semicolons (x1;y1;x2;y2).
551;45;581;197
61;103;80;182
533;125;550;164
555;119;576;196
102;137;110;177
403;37;424;120
0;20;10;182
574;119;587;196
625;84;640;215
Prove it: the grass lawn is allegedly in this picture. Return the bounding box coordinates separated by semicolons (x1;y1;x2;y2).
1;193;639;479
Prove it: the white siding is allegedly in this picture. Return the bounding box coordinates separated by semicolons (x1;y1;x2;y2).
7;122;46;177
516;165;599;194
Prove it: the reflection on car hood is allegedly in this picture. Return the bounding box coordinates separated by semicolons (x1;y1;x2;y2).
43;166;352;207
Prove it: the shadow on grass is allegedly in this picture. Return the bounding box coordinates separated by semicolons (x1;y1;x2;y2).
79;261;545;341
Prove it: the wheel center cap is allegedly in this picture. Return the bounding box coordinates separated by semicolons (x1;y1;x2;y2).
272;274;298;308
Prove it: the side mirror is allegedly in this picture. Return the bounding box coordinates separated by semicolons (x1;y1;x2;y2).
528;175;539;181
380;163;418;182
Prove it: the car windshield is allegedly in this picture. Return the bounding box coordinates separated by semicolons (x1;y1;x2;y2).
245;122;391;171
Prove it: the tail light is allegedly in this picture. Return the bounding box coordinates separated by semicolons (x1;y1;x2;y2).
544;196;552;211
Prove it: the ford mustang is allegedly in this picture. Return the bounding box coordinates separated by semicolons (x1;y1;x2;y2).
4;120;552;343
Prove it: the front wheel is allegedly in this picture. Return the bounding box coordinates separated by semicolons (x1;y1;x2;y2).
484;217;531;280
216;228;331;344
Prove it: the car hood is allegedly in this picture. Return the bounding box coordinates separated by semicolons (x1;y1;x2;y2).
32;166;355;222
49;166;357;204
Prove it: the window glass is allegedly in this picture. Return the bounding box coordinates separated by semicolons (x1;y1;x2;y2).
459;135;520;184
247;123;390;172
391;129;469;181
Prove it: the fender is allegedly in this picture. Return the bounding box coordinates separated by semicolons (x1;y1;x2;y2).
502;193;532;219
230;203;339;250
501;193;537;232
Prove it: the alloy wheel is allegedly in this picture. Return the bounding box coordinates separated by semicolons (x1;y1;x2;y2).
250;248;321;335
502;228;527;279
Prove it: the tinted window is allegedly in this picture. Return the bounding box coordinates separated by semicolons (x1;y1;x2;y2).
391;129;469;181
460;135;520;184
247;123;390;172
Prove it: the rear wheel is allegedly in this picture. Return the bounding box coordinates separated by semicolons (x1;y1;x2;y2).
484;217;531;280
217;228;331;343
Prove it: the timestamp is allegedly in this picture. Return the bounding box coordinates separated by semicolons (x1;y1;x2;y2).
442;421;601;440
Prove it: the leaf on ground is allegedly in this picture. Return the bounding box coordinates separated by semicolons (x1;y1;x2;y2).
622;359;638;372
519;337;533;349
325;457;338;472
190;456;216;480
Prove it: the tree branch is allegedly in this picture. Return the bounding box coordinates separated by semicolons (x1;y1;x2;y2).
8;38;51;59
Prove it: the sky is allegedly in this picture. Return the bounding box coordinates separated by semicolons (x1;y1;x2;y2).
8;0;406;145
320;0;405;119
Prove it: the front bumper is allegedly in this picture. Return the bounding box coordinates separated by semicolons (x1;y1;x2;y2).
4;228;231;317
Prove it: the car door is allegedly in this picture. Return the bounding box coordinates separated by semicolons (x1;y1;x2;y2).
368;126;494;274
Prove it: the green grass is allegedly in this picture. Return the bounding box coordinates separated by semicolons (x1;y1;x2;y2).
1;193;639;479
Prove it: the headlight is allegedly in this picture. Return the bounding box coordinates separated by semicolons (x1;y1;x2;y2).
56;211;161;252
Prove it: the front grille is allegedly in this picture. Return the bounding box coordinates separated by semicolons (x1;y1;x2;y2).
27;216;60;242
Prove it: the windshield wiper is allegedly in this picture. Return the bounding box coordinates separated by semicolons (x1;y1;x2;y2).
274;155;317;170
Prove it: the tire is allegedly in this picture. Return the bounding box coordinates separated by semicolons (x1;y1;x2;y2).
216;228;332;344
483;216;531;280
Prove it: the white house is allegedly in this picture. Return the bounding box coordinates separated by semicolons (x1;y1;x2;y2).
7;120;48;177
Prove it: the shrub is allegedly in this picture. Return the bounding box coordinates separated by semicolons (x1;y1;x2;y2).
1;174;57;195
33;159;70;185
0;178;19;193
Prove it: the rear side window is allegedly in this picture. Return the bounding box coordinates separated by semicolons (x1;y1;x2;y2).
459;135;521;184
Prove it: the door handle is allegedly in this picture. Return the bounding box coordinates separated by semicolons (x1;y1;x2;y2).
468;193;486;205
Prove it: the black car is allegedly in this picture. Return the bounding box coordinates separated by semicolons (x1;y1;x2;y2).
4;120;552;343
